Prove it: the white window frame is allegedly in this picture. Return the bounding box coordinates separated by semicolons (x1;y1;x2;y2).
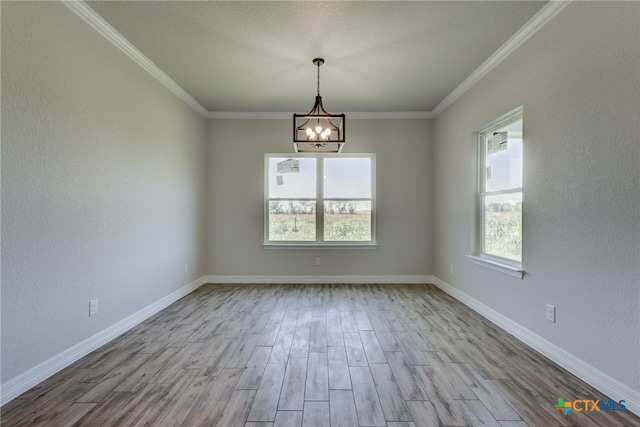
467;107;524;278
264;153;377;248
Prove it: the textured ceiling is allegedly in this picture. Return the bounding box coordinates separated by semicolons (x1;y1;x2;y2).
87;1;547;113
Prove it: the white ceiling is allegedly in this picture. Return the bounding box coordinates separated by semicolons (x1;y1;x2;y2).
85;1;547;115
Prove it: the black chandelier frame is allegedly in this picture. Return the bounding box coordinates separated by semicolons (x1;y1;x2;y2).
293;58;345;152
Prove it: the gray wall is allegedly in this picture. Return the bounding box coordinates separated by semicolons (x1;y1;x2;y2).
1;2;207;383
206;118;433;277
432;2;639;393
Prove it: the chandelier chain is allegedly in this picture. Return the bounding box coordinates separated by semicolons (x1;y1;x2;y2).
317;61;320;96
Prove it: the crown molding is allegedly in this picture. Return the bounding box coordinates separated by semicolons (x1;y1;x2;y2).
63;0;570;120
206;111;290;120
431;0;572;117
61;0;209;117
348;111;435;119
205;111;434;120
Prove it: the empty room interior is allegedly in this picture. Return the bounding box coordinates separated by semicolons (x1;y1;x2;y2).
1;1;639;426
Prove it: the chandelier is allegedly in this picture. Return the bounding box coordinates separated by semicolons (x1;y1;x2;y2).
293;58;345;153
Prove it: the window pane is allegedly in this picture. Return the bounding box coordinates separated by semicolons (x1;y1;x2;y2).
324;158;371;198
324;201;371;241
483;193;522;261
484;119;522;192
268;157;316;198
268;201;316;241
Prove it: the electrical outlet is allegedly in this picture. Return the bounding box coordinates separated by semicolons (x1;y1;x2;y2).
449;264;454;275
184;264;188;275
315;257;321;266
89;299;99;317
546;304;556;323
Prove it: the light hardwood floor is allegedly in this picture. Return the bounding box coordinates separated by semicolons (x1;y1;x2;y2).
2;283;638;426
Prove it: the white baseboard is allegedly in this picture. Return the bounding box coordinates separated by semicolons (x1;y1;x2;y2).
205;275;434;284
0;276;208;406
5;274;636;417
431;276;640;417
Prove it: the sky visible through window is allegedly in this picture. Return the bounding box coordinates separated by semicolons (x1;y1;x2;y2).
486;139;522;191
484;119;522;204
325;158;371;199
268;157;316;198
269;157;371;201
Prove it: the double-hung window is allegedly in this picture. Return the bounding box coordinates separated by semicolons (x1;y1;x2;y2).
472;108;523;276
265;153;376;247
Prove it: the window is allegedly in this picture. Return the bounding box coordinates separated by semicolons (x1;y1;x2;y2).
473;108;523;275
265;153;376;247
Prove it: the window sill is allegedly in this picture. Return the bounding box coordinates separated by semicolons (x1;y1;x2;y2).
264;243;378;250
466;255;524;279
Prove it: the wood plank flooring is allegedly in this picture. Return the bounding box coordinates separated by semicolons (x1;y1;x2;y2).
2;283;638;426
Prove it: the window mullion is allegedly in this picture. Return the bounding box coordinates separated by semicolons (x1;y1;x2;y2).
323;198;372;201
317;157;324;243
481;187;523;197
